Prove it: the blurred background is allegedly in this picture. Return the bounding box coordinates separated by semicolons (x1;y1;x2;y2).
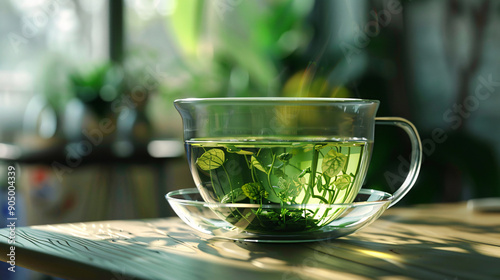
1;0;499;278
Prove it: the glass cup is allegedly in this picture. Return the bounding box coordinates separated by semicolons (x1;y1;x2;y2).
174;98;422;213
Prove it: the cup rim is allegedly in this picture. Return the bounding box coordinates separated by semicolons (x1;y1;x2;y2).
174;97;380;105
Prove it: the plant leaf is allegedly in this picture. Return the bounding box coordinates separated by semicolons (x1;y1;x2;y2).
273;168;285;177
221;188;246;203
196;149;225;171
288;180;301;197
277;152;293;161
334;174;352;190
241;183;269;200
277;177;286;190
251;156;267;173
226;145;254;155
322;150;347;177
235;150;254;155
276;177;301;202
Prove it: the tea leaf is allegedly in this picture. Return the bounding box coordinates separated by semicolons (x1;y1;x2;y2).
251;156;267;173
226;146;254;155
273;168;285;177
221;188;246;203
266;188;282;203
276;177;301;202
242;183;269;200
277;177;287;190
321;150;347;177
277;152;293;161
288;180;301;197
334;174;352;190
196;149;225;171
315;143;327;150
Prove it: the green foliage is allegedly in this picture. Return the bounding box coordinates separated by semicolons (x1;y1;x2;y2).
161;0;314;105
226;146;254;155
241;183;269;200
250;156;267;173
276;177;301;202
322;150;347;177
196;149;225;171
221;188;246;203
228;209;320;233
334;174;352;190
68;63;126;117
194;142;364;233
277;152;293;161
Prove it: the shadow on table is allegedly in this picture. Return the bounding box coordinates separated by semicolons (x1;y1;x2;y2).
4;215;499;280
192;214;500;279
380;213;500;234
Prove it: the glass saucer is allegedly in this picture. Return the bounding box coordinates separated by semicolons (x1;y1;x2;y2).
166;188;392;243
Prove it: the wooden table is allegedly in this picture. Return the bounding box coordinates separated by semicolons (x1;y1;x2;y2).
1;202;499;280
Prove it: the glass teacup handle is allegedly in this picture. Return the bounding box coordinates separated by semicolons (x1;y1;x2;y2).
375;117;423;208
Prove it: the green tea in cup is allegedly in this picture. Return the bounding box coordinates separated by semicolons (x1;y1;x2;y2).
175;98;421;233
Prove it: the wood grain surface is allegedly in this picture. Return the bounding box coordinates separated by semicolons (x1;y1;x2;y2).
1;202;499;280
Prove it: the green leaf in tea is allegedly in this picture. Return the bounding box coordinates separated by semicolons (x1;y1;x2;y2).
321;150;347;177
288;180;302;197
277;152;293;161
273;168;285;177
334;174;352;190
242;183;269;200
277;177;287;190
251;156;267;173
221;188;246;203
196;149;225;171
276;177;301;202
226;145;254;155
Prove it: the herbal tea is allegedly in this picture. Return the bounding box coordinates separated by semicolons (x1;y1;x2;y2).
186;138;372;233
173;98;422;238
